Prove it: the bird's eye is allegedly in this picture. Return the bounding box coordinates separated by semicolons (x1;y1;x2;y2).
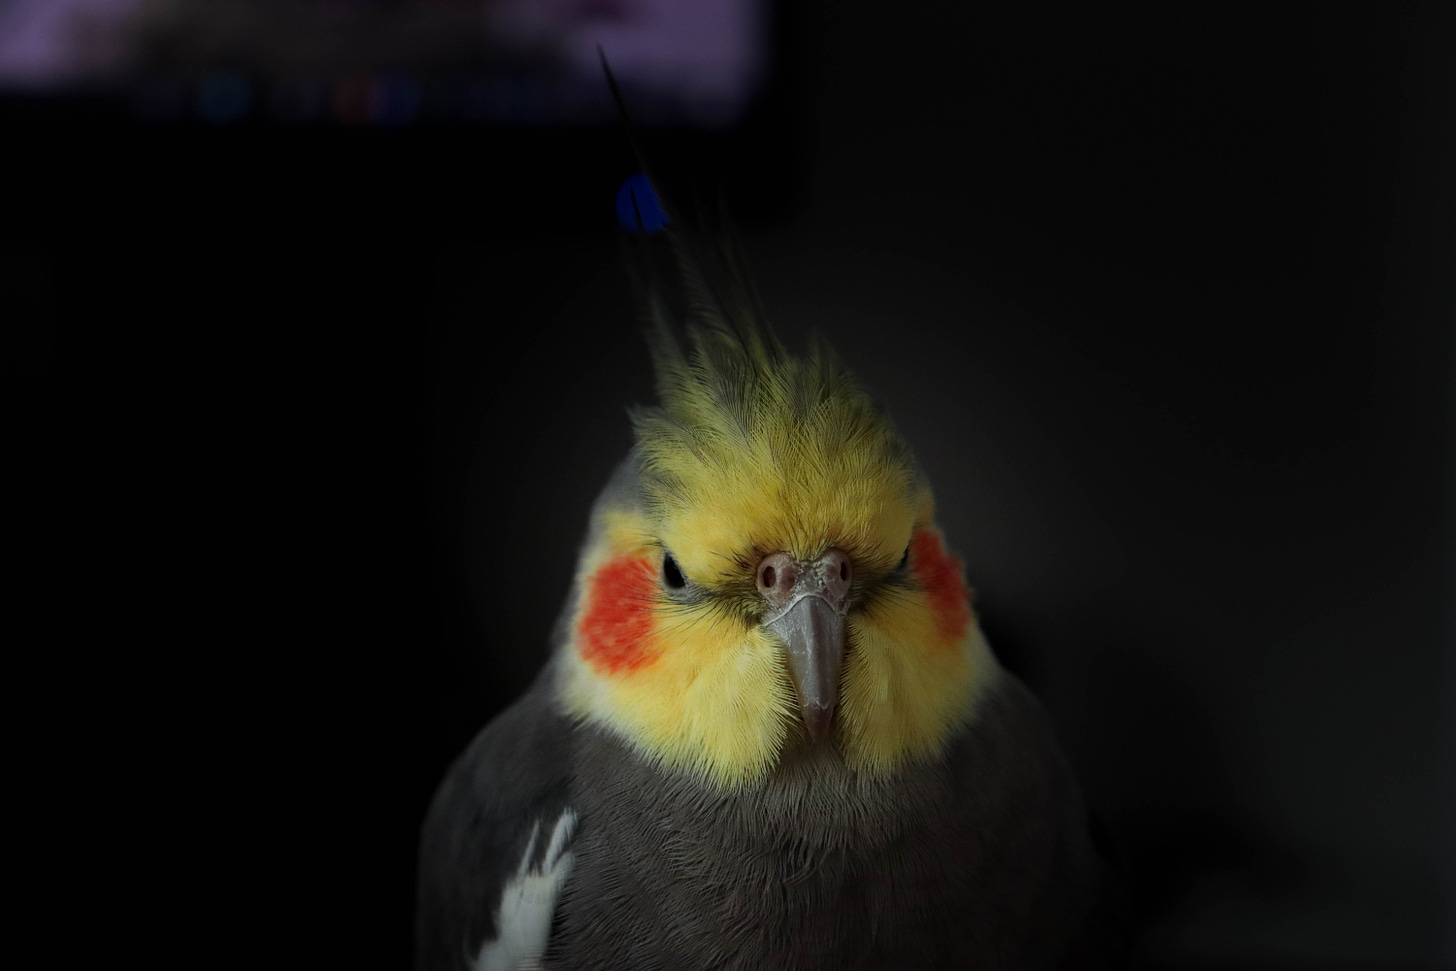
662;552;687;590
896;547;910;572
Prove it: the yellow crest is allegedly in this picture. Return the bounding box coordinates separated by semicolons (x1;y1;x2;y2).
634;311;920;584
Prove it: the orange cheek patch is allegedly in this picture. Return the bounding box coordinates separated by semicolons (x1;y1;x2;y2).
911;528;971;644
578;553;658;674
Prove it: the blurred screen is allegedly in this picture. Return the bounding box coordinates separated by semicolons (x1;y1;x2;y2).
0;0;770;128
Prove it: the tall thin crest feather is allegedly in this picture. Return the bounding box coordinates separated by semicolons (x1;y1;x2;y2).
600;52;915;546
598;46;686;388
599;48;783;398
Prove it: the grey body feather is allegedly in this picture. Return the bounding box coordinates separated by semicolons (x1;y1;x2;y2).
558;670;1111;970
415;664;573;971
417;664;1120;970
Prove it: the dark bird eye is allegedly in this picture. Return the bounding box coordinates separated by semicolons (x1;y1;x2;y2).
897;547;910;572
662;553;687;590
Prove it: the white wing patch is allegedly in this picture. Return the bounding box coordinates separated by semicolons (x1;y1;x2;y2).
473;810;577;971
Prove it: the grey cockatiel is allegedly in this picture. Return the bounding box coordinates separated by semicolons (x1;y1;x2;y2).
415;193;1122;970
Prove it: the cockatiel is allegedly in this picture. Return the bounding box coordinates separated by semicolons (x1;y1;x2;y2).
416;181;1120;970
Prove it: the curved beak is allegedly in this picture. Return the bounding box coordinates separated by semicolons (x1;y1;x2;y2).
764;595;845;740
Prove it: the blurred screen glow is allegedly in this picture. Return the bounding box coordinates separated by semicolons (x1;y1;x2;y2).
0;0;770;128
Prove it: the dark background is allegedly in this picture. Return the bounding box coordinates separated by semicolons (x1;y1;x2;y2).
15;4;1454;968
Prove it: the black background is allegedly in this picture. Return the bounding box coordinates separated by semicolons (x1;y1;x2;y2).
14;4;1454;968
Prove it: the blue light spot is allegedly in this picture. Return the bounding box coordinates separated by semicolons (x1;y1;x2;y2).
369;74;423;128
615;172;668;233
197;72;252;125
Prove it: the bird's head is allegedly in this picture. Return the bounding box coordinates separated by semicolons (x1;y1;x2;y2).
555;217;999;789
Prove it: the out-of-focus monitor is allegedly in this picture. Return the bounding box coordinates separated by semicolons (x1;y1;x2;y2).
0;0;773;130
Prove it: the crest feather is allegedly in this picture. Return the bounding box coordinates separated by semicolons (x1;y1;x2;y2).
601;52;920;573
628;213;920;577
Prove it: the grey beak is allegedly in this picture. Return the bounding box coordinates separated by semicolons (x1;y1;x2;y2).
765;595;845;740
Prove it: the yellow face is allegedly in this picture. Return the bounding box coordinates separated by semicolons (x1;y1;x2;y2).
555;315;998;787
558;438;998;789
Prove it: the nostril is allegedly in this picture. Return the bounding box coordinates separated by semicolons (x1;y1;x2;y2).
757;551;798;603
824;548;852;599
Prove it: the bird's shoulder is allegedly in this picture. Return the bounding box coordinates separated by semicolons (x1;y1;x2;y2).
947;671;1132;965
415;667;576;971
